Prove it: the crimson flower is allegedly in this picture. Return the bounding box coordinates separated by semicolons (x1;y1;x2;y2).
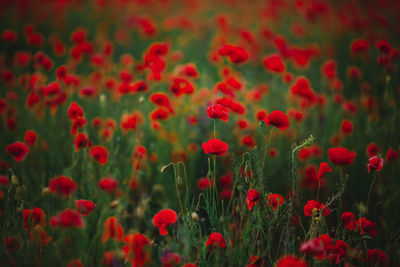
366;249;389;267
367;156;384;173
275;255;308;267
89;146;109;164
304;200;330;217
317;162;332;180
98;177;118;194
202;139;228;156
123;233;151;266
207;104;229;122
328;147;356;166
246;189;260;210
6;141;29;162
103;217;124;242
152;209;177;235
263;110;290;130
50;209;84;228
263;54;285;73
49;175;77;197
24;130;38;146
75;200;96;216
267;193;285;211
205;232;226;248
341;212;356;231
356;217;377;237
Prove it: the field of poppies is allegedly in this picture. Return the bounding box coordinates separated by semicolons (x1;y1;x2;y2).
1;0;400;266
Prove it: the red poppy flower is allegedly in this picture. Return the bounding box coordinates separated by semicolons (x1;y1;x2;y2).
367;156;384;173
98;177;118;194
49;175;77;197
340;119;353;135
74;133;92;151
123;233;151;266
386;148;399;162
304;200;330;217
327;240;349;264
202;139;228;156
275;255;307;267
366;249;389;267
327;147;356;166
267;193;285;211
367;143;380;157
89;146;109;164
299;238;325;257
150;92;174;114
103;217;124;242
197;177;212;190
0;175;9;188
24;130;38;146
263;54;285;73
263;110;289;130
207;104;229;122
152;209;177;235
341;212;356;231
74;200;96;216
356;217;377;237
246;189;260;210
23;207;46;230
317;162;332;179
6;141;29;162
67;102;84;120
50;209;84;228
205;232;226;248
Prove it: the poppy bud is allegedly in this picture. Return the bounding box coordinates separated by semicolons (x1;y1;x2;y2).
11;174;18;186
191;212;199;222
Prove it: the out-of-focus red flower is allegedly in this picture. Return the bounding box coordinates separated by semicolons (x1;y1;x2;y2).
205;232;226;248
49;175;77;197
207;104;229;122
150;92;174;114
386;148;399;162
23;207;46;230
24;130;38;146
74;200;96;216
152;209;177;235
340;119;353;135
327;240;349;264
197;177;212;190
367;143;380;157
263;54;285;73
6;141;29;162
322;59;336;79
356;217;377;237
267;193;285;211
366;249;389;267
367;156;384;173
202;139;228;156
299;238;325;257
67;259;84;267
328;147;356;166
275;255;307;267
246;189;260;210
68;102;84;120
376;40;392;55
74;133;92;151
89;146;109;164
351;39;369;55
242;135;256;148
50;209;84;228
341;212;356;231
304;200;330;217
103;217;124;242
123;233;151;266
98;177;118;194
263;110;290;130
317;162;332;180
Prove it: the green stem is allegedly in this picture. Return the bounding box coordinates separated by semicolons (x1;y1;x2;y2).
367;172;377;216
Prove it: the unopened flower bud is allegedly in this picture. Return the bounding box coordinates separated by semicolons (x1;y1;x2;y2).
191;212;199;222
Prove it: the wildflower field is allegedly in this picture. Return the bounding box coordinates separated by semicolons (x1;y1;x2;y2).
1;0;400;266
